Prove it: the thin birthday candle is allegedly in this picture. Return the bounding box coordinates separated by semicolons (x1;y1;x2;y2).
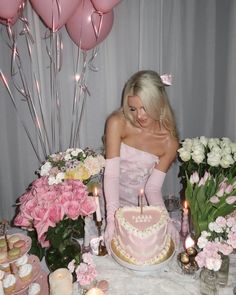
140;188;144;214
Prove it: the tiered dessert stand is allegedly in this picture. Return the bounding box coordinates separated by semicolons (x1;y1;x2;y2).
0;233;49;295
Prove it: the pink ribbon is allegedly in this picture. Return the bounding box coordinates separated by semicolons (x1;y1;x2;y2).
160;74;172;86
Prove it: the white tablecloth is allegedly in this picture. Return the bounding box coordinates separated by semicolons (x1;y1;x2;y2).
93;252;236;295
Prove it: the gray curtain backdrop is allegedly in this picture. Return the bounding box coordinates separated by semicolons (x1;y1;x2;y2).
0;0;236;219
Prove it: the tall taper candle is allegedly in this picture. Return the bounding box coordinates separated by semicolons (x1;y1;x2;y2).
94;187;102;222
181;200;189;237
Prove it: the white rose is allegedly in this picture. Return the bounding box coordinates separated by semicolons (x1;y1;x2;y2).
71;148;83;157
207;151;221;167
191;149;205;164
210;145;222;154
199;136;208;146
55;172;65;183
220;153;234;168
40;162;52;176
208;138;220;149
182;138;193;151
64;154;72;161
178;147;191;162
48;176;57;185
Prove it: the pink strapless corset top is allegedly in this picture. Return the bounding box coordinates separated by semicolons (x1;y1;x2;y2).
119;142;160;206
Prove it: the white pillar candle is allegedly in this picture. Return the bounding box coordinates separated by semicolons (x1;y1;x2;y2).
94;187;102;222
49;268;73;295
181;200;189;236
85;287;105;295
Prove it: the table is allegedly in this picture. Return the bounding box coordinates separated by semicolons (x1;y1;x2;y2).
93;252;236;295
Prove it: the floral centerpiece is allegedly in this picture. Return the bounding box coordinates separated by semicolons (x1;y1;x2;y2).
178;137;236;238
14;147;105;271
68;253;97;290
195;216;236;271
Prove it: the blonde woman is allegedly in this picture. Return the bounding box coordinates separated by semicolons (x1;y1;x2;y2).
103;70;179;253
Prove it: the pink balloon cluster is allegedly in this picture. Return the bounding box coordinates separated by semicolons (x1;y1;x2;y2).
0;0;121;50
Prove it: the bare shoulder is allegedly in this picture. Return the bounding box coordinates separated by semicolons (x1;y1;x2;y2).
105;110;126;135
105;110;126;158
155;133;179;172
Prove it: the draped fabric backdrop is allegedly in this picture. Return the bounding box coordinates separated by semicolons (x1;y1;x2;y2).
0;0;236;220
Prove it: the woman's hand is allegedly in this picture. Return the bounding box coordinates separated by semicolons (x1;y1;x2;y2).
104;221;115;255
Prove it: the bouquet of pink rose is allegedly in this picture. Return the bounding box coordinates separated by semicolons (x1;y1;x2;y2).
14;147;105;270
195;216;236;271
14;177;96;247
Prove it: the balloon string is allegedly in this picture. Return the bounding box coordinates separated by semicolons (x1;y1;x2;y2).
0;70;42;162
73;51;90;147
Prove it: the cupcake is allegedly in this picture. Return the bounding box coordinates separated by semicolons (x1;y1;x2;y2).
15;254;28;268
0;262;10;273
0;239;7;252
0;251;7;264
8;235;20;249
18;263;33;282
28;282;41;295
2;274;16;294
8;248;20;260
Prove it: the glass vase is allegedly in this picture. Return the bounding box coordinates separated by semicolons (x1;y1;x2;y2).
216;255;229;287
199;268;219;295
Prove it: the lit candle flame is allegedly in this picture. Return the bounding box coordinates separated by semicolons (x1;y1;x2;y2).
94;186;98;196
184;200;188;209
185;235;195;249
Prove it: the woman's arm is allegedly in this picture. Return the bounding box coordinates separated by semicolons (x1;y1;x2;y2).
103;112;124;253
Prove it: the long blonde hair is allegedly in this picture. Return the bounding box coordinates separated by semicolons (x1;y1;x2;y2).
122;70;178;139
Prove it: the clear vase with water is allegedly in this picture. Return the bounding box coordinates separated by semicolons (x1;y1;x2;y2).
199;268;219;295
216;255;229;287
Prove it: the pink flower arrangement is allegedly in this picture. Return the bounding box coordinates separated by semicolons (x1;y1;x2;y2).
14;176;96;247
195;216;236;271
68;253;97;287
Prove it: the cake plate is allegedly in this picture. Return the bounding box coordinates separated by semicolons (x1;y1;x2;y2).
110;238;176;275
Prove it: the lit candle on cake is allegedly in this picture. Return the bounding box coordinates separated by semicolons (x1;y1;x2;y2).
181;200;189;237
49;268;73;295
94;187;102;222
139;188;144;214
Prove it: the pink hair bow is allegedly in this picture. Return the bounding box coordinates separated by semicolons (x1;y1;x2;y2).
160;74;172;86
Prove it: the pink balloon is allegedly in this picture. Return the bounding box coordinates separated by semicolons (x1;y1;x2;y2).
66;0;114;51
29;0;81;31
91;0;121;13
0;0;24;26
0;0;23;19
